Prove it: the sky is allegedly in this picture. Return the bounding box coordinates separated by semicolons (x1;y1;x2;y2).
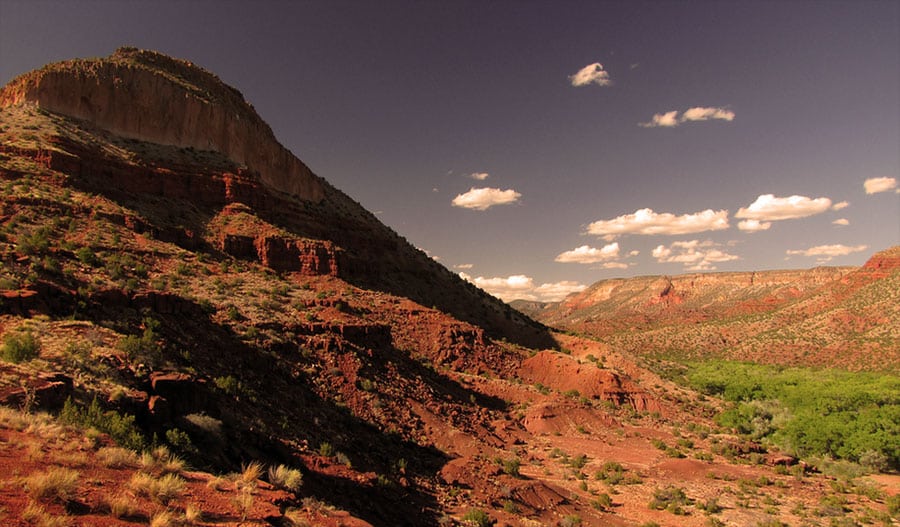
2;0;898;302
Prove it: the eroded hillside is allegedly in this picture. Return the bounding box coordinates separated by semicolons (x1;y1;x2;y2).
1;49;897;526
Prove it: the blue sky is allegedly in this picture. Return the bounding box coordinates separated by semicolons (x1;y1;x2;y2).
2;0;898;301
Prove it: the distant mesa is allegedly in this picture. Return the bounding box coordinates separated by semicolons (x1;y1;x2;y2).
0;46;324;202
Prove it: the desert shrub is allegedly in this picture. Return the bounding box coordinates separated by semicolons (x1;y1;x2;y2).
559;515;582;527
17;226;51;255
462;508;493;527
648;485;693;513
117;318;163;367
165;428;198;456
25;467;80;502
317;442;334;457
97;446;138;468
129;472;185;504
591;493;613;510
268;464;303;492
60;396;146;451
1;330;41;363
887;494;900;517
499;457;521;477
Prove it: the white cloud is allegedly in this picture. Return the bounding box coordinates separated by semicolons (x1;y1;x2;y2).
832;218;849;226
736;194;832;222
569;62;612;87
454;263;474;270
555;243;620;264
640;106;734;127
451;187;521;210
639;111;679;128
681;106;736;122
601;262;630;270
652;240;740;271
737;219;772;232
786;244;868;263
864;177;898;194
587;208;729;238
832;201;849;211
459;273;585;302
469;172;489;181
534;281;588;302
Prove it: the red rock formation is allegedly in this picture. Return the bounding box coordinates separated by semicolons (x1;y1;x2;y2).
0;47;324;202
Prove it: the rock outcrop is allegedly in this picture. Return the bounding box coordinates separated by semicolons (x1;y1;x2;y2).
0;47;324;202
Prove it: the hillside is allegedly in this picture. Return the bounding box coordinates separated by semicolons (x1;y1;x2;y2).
1;49;897;526
515;247;900;370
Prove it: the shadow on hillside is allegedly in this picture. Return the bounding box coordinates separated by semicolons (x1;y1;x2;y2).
77;293;452;525
64;154;558;352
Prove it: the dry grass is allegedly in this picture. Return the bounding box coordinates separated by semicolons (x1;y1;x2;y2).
21;500;70;526
183;502;203;523
97;446;138;468
24;467;80;503
233;488;254;521
268;464;303;492
105;492;136;518
240;461;264;484
128;471;185;504
140;445;185;475
149;510;176;527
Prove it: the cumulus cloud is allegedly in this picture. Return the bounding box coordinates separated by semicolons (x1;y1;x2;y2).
555;243;621;264
864;177;898;194
652;240;740;271
451;187;522;210
569;63;612;87
454;263;474;270
459;273;585;302
469;172;489;181
736;194;832;222
786;244;868;263
639;111;679;128
737;219;772;232
640;106;734;127
534;281;588;302
587;208;729;238
681;106;736;122
601;262;630;270
832;218;849;226
832;201;849;211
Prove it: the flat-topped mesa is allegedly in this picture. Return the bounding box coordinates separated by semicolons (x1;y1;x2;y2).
0;47;324;202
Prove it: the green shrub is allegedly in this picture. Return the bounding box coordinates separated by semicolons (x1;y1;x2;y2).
59;397;146;451
2;331;41;363
462;508;492;527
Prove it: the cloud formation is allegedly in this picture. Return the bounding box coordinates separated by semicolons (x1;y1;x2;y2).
587;208;729;238
737;219;772;232
569;63;611;87
459;273;585;302
864;177;898;194
640;106;734;127
736;194;832;222
832;218;849;226
469;172;489;181
452;187;521;210
832;201;849;211
454;263;473;270
652;240;739;271
555;243;620;264
786;244;868;263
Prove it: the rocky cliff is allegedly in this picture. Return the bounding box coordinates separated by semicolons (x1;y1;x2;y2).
0;47;554;349
0;47;324;201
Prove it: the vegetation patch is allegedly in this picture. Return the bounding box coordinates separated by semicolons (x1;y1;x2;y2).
683;361;900;470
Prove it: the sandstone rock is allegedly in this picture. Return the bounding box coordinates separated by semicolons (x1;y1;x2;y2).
0;48;324;202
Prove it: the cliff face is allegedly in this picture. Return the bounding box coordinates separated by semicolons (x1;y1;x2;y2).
0;47;324;202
